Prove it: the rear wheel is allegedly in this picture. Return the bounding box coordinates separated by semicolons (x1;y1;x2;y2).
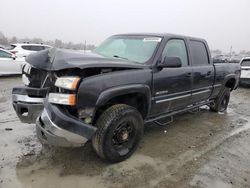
92;104;143;163
210;87;230;112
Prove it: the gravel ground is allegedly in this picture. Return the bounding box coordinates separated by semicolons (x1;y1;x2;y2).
0;77;250;188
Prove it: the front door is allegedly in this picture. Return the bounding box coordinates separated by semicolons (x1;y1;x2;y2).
151;38;192;115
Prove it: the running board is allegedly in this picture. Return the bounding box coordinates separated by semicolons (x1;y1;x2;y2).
145;100;212;125
188;107;201;114
154;116;173;126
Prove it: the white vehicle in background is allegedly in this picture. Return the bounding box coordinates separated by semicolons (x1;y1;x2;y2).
0;48;24;76
8;43;52;58
240;57;250;86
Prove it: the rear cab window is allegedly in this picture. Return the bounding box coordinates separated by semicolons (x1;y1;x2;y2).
190;40;210;66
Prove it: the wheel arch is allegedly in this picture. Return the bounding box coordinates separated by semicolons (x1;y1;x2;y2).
223;74;237;91
93;84;151;123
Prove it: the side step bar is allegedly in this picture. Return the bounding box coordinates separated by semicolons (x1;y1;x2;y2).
154;116;174;126
145;100;212;125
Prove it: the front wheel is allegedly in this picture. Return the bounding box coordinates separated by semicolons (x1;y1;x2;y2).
210;87;230;112
92;104;144;163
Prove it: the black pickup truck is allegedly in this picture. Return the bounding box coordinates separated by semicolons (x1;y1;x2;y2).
12;33;241;162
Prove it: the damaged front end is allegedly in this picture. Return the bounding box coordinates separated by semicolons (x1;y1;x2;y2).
36;101;96;147
12;65;97;146
12;62;49;123
36;75;96;147
12;48;143;147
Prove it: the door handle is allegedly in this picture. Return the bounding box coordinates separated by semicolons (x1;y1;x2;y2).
185;72;192;77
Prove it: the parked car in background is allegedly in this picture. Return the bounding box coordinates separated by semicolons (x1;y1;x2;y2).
7;43;52;58
229;55;242;64
240;57;250;86
0;48;24;76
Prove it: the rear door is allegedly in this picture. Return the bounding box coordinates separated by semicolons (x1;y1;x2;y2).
189;40;215;103
151;38;192;115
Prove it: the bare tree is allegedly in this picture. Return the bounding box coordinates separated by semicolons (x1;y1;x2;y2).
0;31;96;50
54;39;63;48
0;31;9;45
10;36;18;43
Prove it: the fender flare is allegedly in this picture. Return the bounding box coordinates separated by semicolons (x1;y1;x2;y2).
222;74;237;90
95;84;151;115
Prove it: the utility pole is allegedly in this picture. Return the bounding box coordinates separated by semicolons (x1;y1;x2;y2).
229;46;232;60
84;40;86;53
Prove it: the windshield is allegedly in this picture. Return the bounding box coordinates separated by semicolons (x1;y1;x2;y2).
94;36;161;64
241;60;250;66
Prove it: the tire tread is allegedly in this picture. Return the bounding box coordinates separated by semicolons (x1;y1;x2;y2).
92;104;142;162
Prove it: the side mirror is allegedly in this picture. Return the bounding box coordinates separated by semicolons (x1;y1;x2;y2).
158;57;182;68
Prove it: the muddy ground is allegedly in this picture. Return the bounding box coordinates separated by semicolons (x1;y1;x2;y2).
0;77;250;188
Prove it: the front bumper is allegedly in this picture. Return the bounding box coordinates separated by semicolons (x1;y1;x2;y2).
36;102;97;147
12;87;48;123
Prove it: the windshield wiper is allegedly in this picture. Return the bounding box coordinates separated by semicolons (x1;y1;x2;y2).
113;55;141;64
113;55;128;61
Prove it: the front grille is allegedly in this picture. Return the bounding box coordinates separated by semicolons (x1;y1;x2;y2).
25;67;48;88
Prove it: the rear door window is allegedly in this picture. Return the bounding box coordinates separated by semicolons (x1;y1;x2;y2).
190;40;209;66
30;46;45;51
21;45;32;51
21;45;44;51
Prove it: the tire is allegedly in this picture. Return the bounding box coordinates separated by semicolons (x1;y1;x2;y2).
210;87;230;112
92;104;143;163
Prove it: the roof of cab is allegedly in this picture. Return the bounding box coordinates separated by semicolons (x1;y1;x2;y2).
112;33;206;42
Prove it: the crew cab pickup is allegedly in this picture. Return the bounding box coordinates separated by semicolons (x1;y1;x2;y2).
12;33;241;162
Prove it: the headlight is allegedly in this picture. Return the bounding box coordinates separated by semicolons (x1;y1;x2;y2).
22;63;31;74
22;74;30;86
48;93;76;106
55;77;80;90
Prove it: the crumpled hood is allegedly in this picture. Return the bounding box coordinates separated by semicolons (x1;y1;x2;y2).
25;48;145;71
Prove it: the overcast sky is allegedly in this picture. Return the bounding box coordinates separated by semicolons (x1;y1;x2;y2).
0;0;249;52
